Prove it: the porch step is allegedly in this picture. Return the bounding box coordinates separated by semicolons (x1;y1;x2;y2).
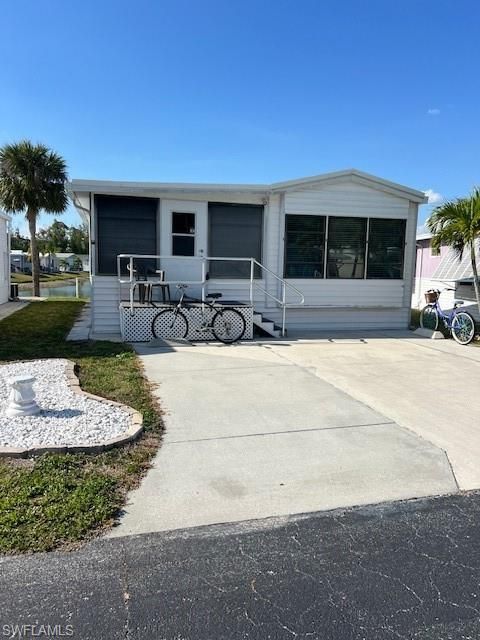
253;312;282;338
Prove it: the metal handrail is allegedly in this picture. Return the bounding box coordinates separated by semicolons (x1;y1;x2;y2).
116;254;305;336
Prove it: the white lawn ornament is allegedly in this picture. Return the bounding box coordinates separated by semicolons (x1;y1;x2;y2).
5;375;41;417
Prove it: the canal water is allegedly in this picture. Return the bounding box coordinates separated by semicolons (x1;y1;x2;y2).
20;280;91;298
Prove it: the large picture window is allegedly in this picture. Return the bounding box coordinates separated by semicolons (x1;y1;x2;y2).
327;217;367;279
367;218;406;279
284;214;406;280
209;203;263;278
284;215;325;278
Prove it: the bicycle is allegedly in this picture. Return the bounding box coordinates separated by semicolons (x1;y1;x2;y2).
151;284;246;344
420;288;476;345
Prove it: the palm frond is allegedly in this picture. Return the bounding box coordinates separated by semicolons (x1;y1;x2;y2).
0;140;69;217
427;193;480;260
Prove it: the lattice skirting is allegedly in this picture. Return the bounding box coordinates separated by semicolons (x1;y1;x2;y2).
120;304;254;342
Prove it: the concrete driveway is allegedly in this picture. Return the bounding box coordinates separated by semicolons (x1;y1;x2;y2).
109;333;459;537
274;331;480;490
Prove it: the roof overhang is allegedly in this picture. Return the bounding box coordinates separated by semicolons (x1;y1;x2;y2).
70;179;270;199
70;168;428;208
416;233;433;241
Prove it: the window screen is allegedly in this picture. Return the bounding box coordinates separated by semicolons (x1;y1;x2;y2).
327;217;367;279
367;218;406;279
96;195;158;275
284;215;325;278
209;203;263;278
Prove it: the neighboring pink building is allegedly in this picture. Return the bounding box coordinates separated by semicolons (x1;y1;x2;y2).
415;233;450;279
413;231;479;311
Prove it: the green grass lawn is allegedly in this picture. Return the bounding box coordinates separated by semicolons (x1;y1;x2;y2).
0;301;162;554
11;271;89;284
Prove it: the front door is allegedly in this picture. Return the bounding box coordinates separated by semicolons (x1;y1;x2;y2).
160;200;208;295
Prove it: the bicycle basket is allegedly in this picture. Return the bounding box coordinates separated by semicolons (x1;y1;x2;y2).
424;290;439;304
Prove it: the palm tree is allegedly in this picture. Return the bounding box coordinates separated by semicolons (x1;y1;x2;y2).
427;188;480;314
0;141;68;296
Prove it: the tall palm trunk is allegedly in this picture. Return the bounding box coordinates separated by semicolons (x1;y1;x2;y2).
470;240;480;316
27;209;40;297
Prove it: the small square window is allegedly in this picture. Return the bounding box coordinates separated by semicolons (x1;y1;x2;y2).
172;212;195;235
431;244;440;257
173;236;195;256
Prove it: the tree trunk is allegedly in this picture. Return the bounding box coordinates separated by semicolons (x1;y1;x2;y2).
470;240;480;316
27;209;40;297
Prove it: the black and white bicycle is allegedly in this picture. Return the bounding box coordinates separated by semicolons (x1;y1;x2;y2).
151;284;246;344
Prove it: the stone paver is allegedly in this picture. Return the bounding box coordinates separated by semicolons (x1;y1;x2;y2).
0;301;29;321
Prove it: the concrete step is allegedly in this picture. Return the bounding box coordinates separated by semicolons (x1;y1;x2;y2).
253;312;281;338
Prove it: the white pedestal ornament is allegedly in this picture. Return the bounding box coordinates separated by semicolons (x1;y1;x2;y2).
5;375;41;417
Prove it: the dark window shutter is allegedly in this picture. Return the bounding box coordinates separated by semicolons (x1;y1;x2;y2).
96;196;158;275
209;203;263;278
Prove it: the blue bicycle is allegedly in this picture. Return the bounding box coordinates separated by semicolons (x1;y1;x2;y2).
420;288;476;345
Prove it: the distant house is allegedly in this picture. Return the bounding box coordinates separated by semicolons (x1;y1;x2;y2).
40;252;89;272
76;254;90;271
1;212;10;304
414;231;480;312
10;249;31;272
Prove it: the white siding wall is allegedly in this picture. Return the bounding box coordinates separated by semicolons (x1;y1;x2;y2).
412;278;456;309
0;218;9;304
261;307;410;331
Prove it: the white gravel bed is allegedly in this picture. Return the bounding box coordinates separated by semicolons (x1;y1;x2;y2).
0;359;131;448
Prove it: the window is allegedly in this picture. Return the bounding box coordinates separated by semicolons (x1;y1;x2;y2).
430;243;440;257
209;203;263;278
284;215;325;278
327;217;367;279
95;195;157;275
367;218;406;279
172;212;195;256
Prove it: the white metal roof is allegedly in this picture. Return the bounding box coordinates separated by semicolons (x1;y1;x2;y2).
416;232;433;241
431;240;480;281
70;169;428;203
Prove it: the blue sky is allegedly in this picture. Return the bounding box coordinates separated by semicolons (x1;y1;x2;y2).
1;0;479;233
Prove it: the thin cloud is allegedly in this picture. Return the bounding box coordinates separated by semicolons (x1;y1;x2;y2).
427;108;441;116
424;189;443;204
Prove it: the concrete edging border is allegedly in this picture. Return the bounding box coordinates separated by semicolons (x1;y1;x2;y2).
0;359;144;458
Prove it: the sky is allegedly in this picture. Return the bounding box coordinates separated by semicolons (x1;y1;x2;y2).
1;0;479;234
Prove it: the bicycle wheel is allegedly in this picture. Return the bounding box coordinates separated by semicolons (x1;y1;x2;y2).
420;305;439;331
212;308;246;343
151;309;188;340
451;311;475;345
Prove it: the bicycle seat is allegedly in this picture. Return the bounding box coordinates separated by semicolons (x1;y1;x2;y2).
206;292;222;299
453;299;464;307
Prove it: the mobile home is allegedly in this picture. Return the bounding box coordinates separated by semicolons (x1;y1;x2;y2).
70;169;427;339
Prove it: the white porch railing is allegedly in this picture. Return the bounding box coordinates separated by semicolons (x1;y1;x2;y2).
116;254;304;337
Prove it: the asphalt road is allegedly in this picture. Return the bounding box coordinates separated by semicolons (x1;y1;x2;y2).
2;492;480;640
